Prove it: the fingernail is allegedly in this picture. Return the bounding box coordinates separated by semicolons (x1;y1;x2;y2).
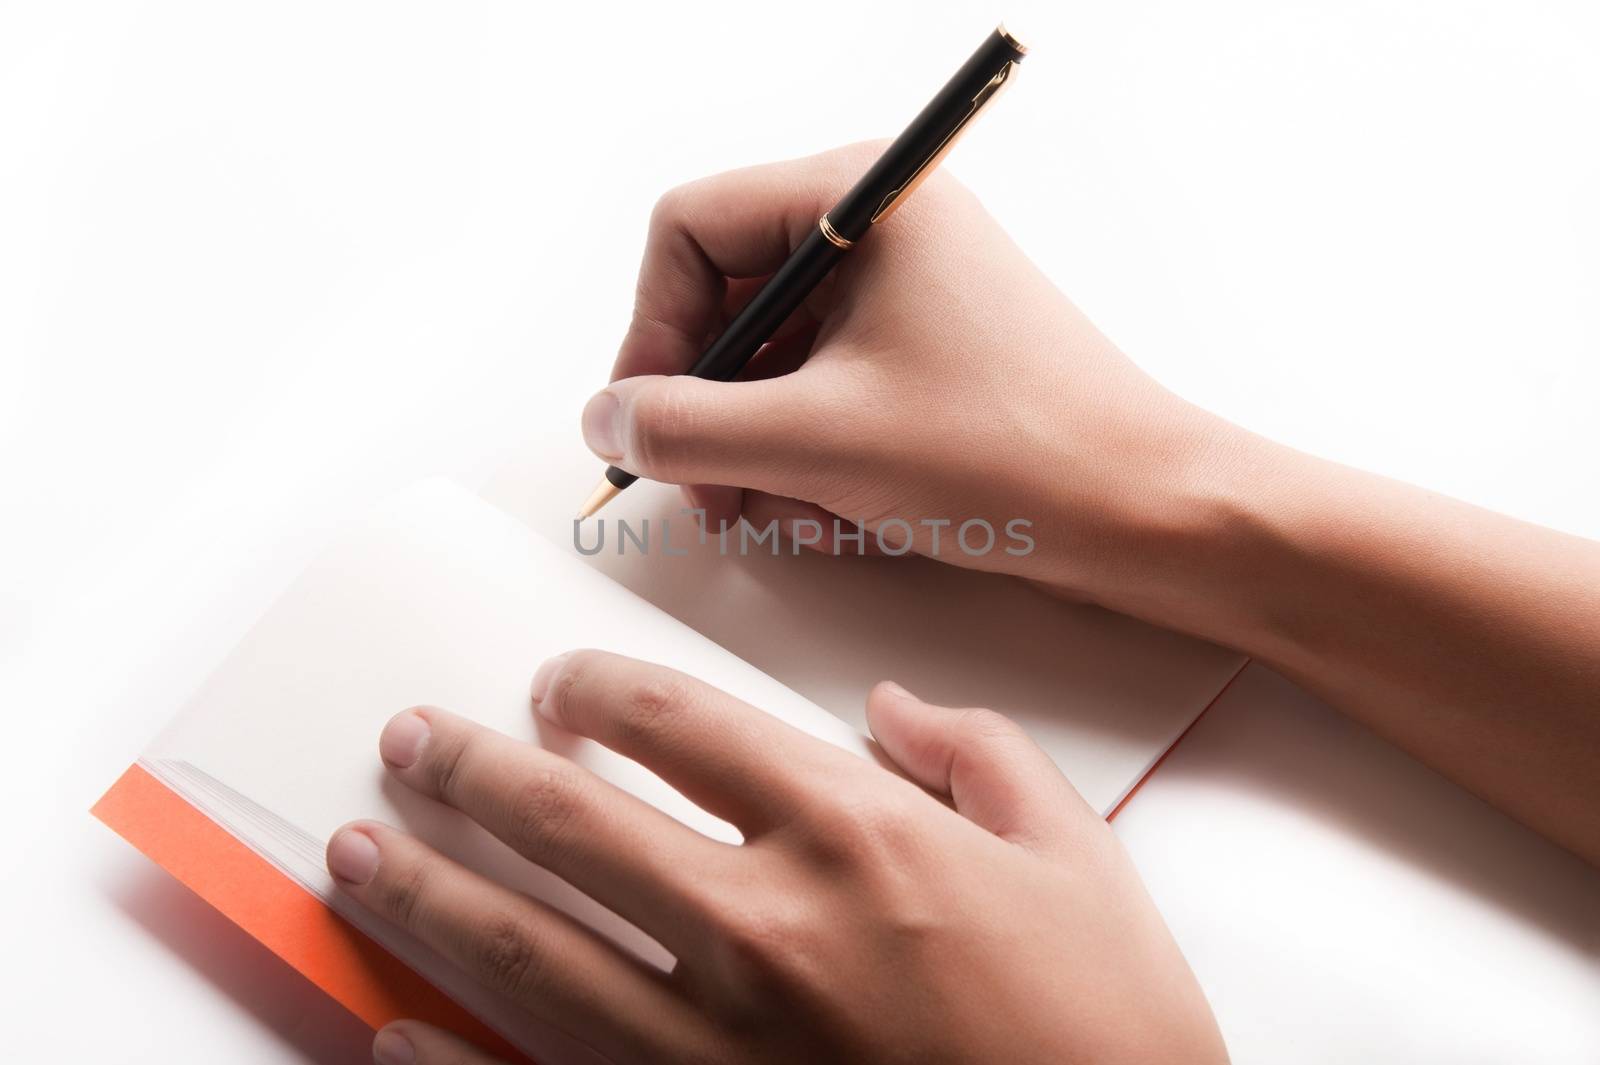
379;710;431;769
327;827;381;886
530;653;570;714
581;390;623;460
372;1029;416;1065
879;680;915;700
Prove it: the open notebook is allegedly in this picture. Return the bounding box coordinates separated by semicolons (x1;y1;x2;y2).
94;479;1244;1062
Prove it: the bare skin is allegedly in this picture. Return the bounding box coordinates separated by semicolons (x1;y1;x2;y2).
330;143;1600;1063
329;656;1227;1064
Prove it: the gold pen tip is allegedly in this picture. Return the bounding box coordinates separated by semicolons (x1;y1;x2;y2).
576;477;622;520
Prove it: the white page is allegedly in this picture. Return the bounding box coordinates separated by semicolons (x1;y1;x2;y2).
484;465;1247;816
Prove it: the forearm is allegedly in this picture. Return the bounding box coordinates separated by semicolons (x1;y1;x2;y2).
1096;427;1600;864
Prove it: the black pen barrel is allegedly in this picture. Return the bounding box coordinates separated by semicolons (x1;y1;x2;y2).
689;228;845;381
826;28;1025;240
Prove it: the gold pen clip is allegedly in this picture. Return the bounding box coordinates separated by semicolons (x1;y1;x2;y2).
869;59;1017;224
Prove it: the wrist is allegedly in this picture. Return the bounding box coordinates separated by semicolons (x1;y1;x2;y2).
1047;402;1306;645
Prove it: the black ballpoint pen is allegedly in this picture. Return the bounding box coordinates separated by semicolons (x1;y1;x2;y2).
578;24;1029;519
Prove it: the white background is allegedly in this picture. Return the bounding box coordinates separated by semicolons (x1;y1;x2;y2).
4;1;1598;1061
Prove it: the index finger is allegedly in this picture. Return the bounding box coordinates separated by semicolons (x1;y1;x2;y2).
613;145;872;382
531;649;869;836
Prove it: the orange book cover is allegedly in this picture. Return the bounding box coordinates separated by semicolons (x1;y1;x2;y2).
93;763;536;1064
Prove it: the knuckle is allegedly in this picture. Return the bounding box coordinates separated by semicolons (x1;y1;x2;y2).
378;857;432;930
470;911;547;1000
648;183;691;231
505;763;589;863
803;787;920;868
627;380;700;481
850;795;920;854
958;706;1023;746
627;303;696;355
429;729;483;805
544;649;601;726
615;672;693;748
711;900;810;994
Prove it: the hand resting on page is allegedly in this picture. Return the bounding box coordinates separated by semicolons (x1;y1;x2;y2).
328;650;1227;1065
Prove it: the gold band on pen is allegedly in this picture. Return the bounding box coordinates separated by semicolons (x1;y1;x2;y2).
818;215;853;249
997;23;1029;55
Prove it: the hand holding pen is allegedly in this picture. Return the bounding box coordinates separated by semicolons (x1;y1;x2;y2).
579;25;1029;517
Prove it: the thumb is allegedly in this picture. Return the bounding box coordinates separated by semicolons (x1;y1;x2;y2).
581;374;833;496
866;681;1093;853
